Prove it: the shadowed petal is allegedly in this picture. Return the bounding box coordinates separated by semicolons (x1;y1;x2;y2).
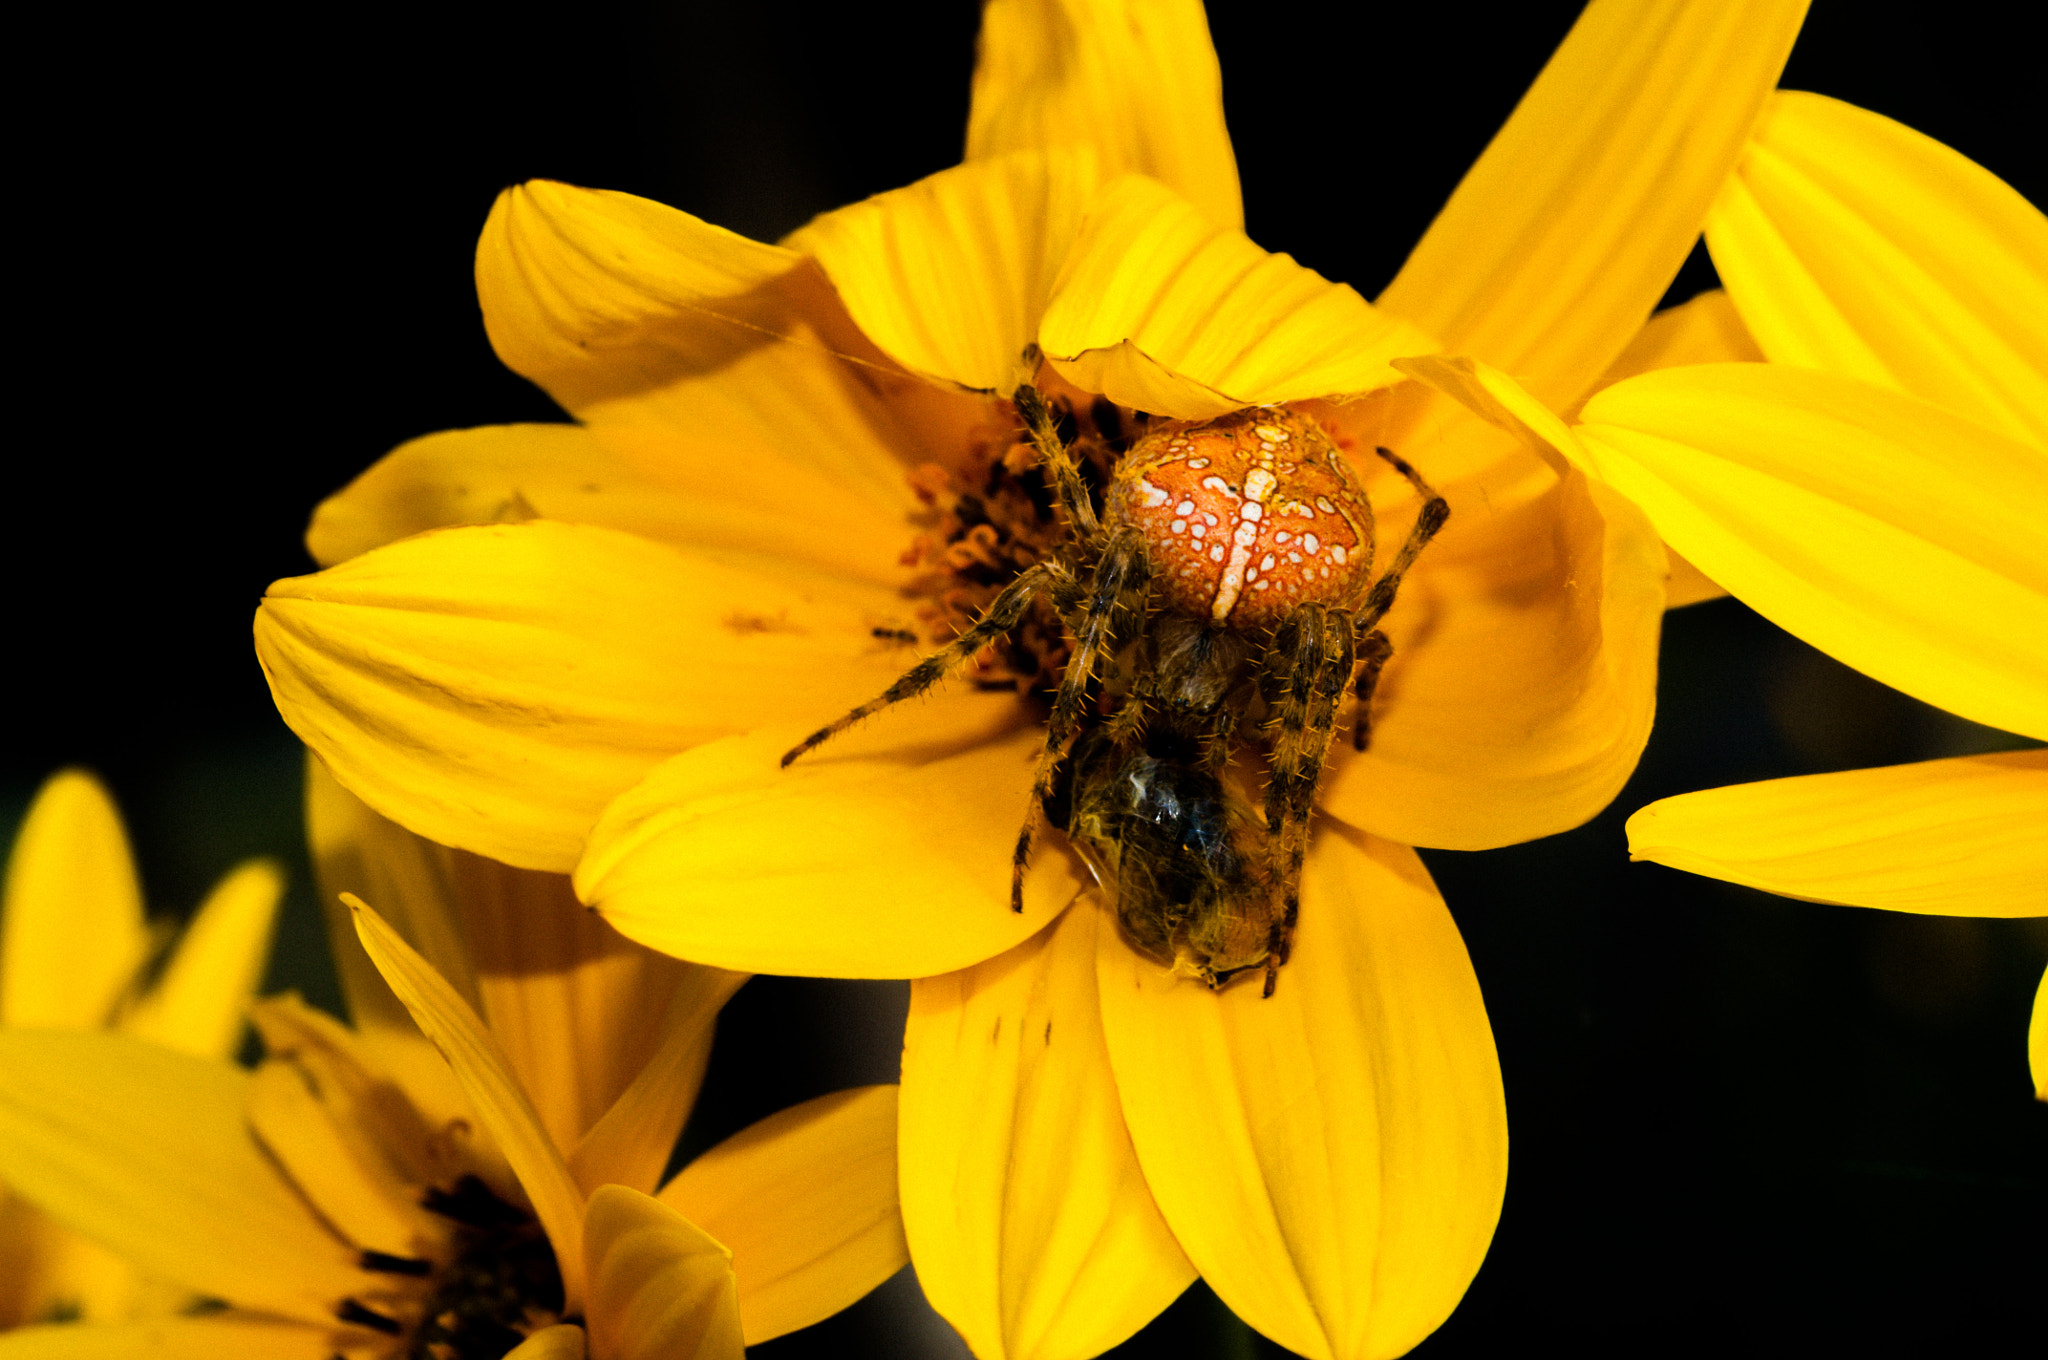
1579;364;2048;740
1377;0;1808;407
120;859;281;1060
662;1086;908;1345
787;149;1104;394
582;1186;744;1360
1317;387;1666;849
1626;751;2048;915
0;1317;344;1358
505;1325;589;1360
567;962;748;1199
259;521;915;872
1039;176;1437;419
349;897;589;1313
968;0;1240;229
1;771;149;1031
576;696;1084;977
0;1031;367;1324
1707;92;2048;447
901;905;1194;1360
1098;826;1505;1360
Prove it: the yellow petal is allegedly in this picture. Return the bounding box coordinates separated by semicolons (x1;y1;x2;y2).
504;1325;589;1360
1663;547;1728;609
0;1191;149;1328
348;896;589;1312
582;1185;744;1360
1315;381;1667;849
1097;826;1506;1360
420;845;731;1167
967;0;1241;229
786;149;1103;394
119;859;281;1060
476;180;802;414
1578;363;2048;740
1584;288;1766;400
0;1031;366;1323
901;904;1194;1360
1039;175;1438;418
247;994;487;1200
661;1086;908;1346
1;770;149;1030
243;1057;446;1260
576;696;1085;978
0;1317;341;1359
2030;964;2046;1103
1626;751;2048;916
1375;0;1808;407
304;752;479;1021
1707;91;2048;448
567;963;748;1199
259;520;914;872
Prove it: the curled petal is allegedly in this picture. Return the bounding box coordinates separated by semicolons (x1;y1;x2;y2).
662;1086;909;1345
900;906;1194;1360
349;897;589;1313
1039;175;1437;418
1579;364;2048;741
788;149;1104;394
582;1186;744;1360
576;697;1084;978
968;0;1241;228
1707;91;2048;447
1377;0;1808;406
1097;826;1505;1360
259;521;912;872
1318;382;1666;849
1626;751;2048;916
1;771;149;1031
0;1032;366;1324
476;180;801;414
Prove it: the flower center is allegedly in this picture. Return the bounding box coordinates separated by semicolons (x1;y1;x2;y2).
343;1175;568;1360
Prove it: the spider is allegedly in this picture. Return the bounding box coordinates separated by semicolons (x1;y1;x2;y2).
783;385;1447;995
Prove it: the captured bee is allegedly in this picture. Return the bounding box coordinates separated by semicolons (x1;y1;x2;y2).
785;386;1447;995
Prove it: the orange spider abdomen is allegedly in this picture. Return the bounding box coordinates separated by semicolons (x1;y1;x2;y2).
1110;407;1374;632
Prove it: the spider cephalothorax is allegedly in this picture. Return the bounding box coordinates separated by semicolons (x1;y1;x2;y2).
785;386;1446;995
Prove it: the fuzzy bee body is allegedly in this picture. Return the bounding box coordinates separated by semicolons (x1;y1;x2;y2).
785;387;1447;995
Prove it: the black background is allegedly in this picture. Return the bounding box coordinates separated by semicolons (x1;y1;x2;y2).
6;2;2043;1355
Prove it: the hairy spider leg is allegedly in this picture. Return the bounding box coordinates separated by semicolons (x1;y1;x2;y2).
1011;528;1151;911
1012;384;1102;540
1258;602;1359;995
1350;445;1451;751
780;556;1078;768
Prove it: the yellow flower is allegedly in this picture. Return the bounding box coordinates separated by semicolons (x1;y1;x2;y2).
251;1;1810;1354
1;769;281;1329
1400;93;2048;1094
0;763;906;1357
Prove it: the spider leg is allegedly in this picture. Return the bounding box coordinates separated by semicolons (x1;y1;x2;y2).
1258;602;1358;981
1350;627;1394;752
1013;384;1102;542
1354;445;1450;632
1012;529;1150;910
781;557;1074;768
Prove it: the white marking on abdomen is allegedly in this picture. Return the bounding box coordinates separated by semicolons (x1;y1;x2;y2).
1210;468;1277;623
